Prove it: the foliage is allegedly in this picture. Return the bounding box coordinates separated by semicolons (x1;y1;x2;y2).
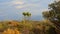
3;28;21;34
42;1;60;23
42;1;60;34
22;12;31;17
0;20;56;34
22;12;31;21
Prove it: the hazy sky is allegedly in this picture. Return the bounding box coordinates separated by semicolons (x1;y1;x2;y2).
0;0;54;20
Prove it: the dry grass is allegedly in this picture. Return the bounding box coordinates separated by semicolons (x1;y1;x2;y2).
0;20;56;34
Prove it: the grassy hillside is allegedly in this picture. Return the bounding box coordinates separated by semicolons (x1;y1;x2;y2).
0;20;57;34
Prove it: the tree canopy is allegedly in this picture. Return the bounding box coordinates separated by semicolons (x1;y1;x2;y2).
22;12;31;17
42;1;60;30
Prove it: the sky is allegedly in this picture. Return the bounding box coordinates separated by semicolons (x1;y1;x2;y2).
0;0;54;21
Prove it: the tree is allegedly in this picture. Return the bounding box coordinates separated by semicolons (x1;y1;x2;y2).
22;12;31;21
42;1;60;33
43;1;60;21
48;1;60;22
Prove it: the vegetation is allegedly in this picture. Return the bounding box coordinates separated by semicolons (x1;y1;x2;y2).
3;28;21;34
0;20;57;34
42;1;60;34
0;1;60;34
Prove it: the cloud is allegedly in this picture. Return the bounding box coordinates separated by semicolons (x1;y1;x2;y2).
12;1;24;5
0;0;25;7
14;4;39;9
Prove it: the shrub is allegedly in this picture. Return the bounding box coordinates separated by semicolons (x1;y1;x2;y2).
3;28;21;34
